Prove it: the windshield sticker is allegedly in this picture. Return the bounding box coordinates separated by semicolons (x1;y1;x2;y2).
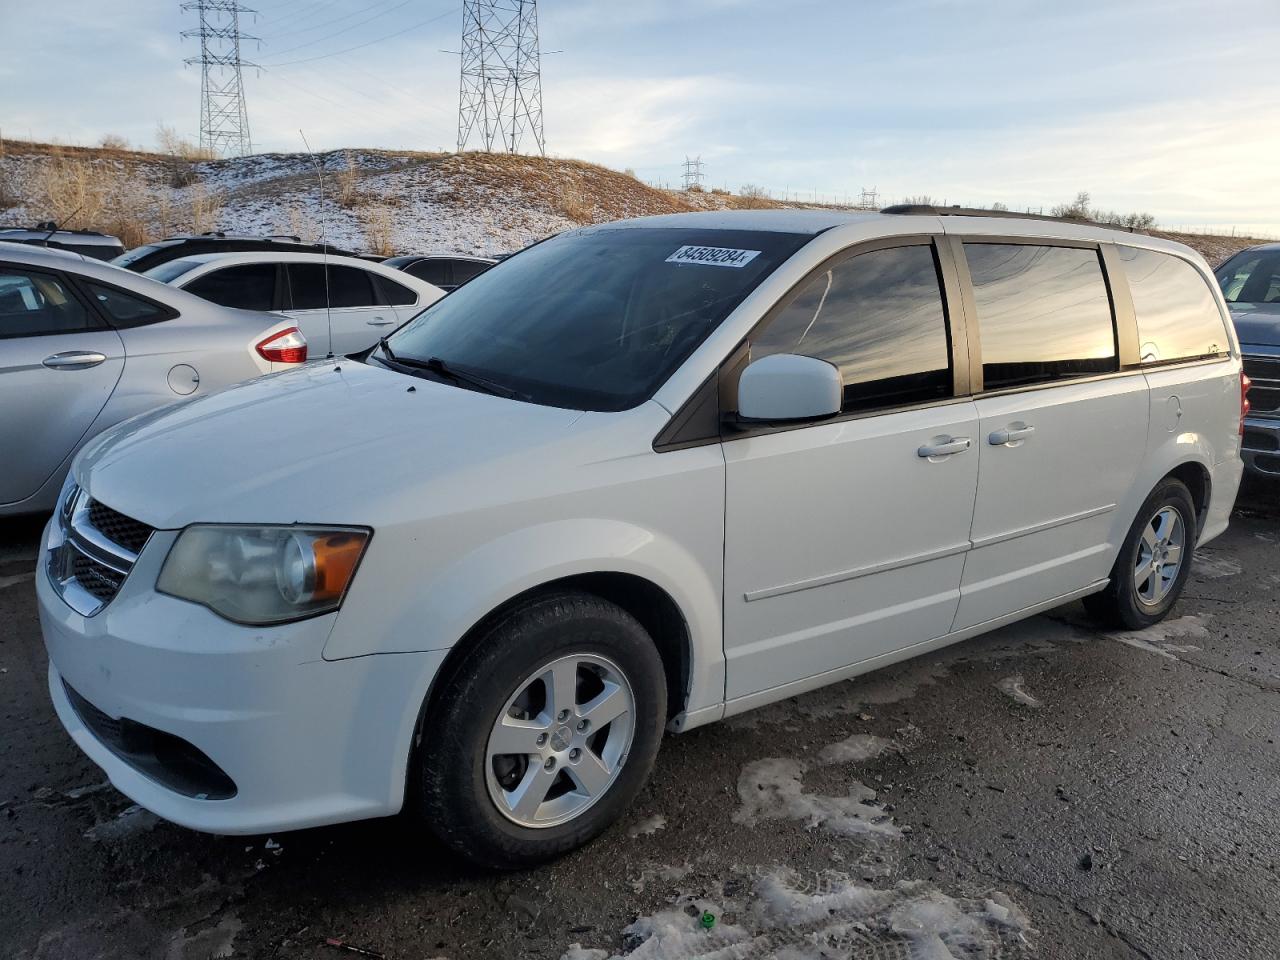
666;245;762;268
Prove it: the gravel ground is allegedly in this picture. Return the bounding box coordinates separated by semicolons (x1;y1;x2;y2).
2;478;1278;960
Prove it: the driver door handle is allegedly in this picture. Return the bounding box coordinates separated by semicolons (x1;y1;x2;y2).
917;437;971;458
43;351;107;370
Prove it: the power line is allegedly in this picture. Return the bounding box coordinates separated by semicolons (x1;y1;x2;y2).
182;0;257;157
258;0;417;59
457;0;545;155
263;9;453;66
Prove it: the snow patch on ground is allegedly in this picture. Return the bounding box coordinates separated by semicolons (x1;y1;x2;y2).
165;915;243;960
1193;552;1242;579
562;870;1033;960
629;814;668;837
1108;615;1210;660
734;758;899;840
84;804;160;842
816;733;895;765
995;675;1042;708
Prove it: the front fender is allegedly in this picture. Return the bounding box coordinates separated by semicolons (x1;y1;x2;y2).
323;517;725;718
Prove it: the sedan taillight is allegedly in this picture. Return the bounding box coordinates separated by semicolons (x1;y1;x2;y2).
256;327;307;364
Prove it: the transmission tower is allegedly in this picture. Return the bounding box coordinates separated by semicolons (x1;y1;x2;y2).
457;0;545;155
682;156;705;191
181;0;257;157
859;186;880;209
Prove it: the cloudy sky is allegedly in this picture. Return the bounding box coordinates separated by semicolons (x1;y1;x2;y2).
3;0;1278;233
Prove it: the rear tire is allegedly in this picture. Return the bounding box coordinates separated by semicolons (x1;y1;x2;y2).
416;590;666;869
1084;478;1197;630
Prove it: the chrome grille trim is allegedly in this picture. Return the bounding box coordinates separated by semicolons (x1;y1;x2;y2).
47;485;153;617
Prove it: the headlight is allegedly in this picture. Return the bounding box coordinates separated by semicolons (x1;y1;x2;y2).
157;525;371;625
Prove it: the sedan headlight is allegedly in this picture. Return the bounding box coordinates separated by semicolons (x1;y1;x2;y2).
158;525;371;625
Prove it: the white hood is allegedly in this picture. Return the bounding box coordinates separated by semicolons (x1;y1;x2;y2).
74;361;588;529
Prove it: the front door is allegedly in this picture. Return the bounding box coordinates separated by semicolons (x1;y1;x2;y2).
951;240;1148;629
722;240;979;701
0;265;125;505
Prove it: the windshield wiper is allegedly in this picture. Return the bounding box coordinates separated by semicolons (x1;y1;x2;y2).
378;339;520;399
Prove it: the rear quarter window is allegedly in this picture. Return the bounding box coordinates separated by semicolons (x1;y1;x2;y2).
1118;247;1229;363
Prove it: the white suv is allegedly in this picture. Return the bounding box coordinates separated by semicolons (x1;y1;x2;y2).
38;209;1245;867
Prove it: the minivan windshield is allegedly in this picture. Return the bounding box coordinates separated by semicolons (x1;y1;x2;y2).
1216;249;1280;305
380;226;810;411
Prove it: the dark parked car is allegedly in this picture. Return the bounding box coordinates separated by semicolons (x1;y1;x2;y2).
112;233;361;273
382;254;497;291
0;225;124;260
1216;242;1280;479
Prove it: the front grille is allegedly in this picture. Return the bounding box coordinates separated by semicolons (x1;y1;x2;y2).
88;500;152;554
1244;356;1280;419
47;486;154;616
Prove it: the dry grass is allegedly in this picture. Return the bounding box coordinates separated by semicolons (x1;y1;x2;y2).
335;151;362;208
361;203;397;256
156;124;214;187
287;204;320;244
737;184;773;209
188;183;223;234
554;183;594;224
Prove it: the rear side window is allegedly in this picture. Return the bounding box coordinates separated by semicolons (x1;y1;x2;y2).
964;243;1116;390
84;282;170;328
184;263;277;311
0;268;96;338
1120;247;1229;363
407;259;452;287
751;244;953;412
453;260;491;284
288;263;377;309
376;274;417;306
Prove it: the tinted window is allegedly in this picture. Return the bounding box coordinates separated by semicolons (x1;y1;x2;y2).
184;263;277;310
1120;247;1228;363
376;274;417;306
1216;249;1280;304
0;269;95;338
964;243;1116;389
407;260;452;287
452;260;491;284
384;227;810;411
751;244;952;412
144;259;204;284
287;263;377;309
85;283;169;327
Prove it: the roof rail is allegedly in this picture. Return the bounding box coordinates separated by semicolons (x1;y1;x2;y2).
880;203;1142;231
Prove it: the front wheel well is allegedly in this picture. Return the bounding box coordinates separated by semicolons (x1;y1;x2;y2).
422;573;692;736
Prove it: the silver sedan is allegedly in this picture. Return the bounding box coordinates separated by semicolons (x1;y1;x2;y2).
0;245;305;516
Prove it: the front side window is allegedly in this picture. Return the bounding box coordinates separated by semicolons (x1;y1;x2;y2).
452;260;491;284
1216;249;1280;305
1121;247;1228;363
964;243;1116;390
84;282;168;328
384;227;810;411
0;268;94;338
750;244;953;412
407;260;451;287
184;263;277;311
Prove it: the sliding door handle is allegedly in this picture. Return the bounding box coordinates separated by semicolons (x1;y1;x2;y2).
989;424;1036;446
918;437;971;458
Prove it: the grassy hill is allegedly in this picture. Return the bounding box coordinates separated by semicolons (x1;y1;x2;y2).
0;138;1264;263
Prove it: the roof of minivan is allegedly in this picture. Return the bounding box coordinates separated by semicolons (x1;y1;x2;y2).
605;209;881;234
594;209;1200;256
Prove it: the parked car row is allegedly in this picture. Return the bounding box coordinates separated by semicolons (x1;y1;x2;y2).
31;208;1251;870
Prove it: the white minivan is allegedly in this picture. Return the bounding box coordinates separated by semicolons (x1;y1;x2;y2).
38;209;1245;868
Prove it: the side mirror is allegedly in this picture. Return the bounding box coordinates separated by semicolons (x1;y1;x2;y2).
737;353;842;422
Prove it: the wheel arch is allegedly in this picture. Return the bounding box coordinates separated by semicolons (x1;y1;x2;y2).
1165;460;1211;537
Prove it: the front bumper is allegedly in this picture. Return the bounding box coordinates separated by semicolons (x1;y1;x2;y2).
1241;415;1280;479
38;519;447;835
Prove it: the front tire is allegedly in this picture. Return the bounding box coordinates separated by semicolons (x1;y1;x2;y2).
1084;478;1197;630
416;591;667;869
